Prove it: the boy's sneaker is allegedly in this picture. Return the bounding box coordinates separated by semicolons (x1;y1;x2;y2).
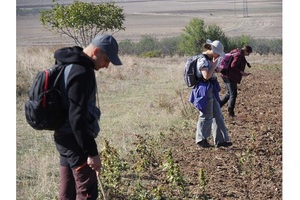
216;141;233;147
228;107;235;117
197;139;211;148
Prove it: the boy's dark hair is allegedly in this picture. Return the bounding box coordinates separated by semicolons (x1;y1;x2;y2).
203;43;212;50
242;45;253;53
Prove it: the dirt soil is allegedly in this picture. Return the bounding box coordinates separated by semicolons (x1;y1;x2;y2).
161;65;282;199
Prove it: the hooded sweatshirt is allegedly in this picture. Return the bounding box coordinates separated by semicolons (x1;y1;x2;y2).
54;46;99;157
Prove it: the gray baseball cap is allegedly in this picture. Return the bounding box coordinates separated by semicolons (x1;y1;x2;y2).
91;34;122;65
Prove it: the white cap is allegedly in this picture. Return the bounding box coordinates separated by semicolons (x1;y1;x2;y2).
206;39;225;57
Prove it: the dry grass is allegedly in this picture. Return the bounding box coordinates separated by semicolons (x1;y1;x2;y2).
16;46;189;199
16;46;282;199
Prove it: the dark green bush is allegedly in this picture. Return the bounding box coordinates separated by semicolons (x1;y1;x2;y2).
177;18;230;56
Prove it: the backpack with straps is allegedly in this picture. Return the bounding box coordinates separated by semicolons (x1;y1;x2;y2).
25;64;70;130
219;52;238;74
183;54;205;87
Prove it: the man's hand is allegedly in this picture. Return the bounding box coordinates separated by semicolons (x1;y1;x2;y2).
87;155;102;176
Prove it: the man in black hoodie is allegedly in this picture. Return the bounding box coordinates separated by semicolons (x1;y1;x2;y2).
53;34;122;200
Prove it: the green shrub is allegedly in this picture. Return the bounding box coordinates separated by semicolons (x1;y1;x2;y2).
206;23;230;52
160;36;180;56
177;18;206;56
136;35;160;55
119;39;137;55
177;18;229;56
40;1;125;47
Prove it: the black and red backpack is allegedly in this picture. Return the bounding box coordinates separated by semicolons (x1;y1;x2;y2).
25;63;70;130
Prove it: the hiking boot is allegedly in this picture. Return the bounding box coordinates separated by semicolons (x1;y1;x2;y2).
197;139;211;148
216;141;233;147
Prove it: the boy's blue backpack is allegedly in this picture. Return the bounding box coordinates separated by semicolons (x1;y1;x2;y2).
25;64;70;130
184;54;204;87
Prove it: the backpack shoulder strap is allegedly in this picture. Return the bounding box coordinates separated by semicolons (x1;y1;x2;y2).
63;64;73;87
53;64;68;88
